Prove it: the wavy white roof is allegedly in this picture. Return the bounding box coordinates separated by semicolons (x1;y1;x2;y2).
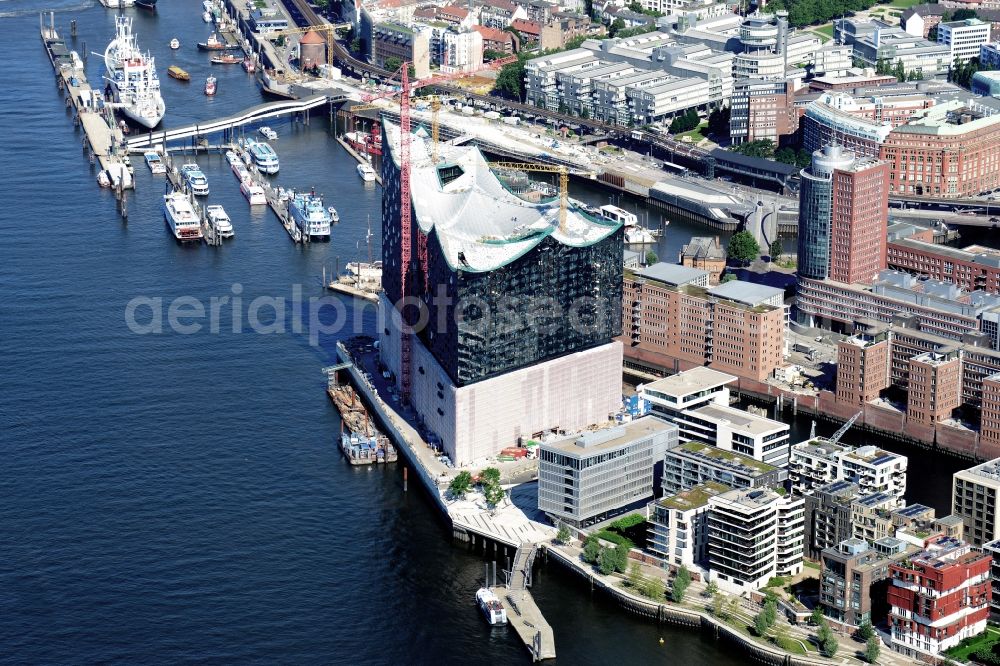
383;123;621;273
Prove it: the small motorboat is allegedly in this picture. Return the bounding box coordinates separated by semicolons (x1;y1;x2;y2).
206;205;234;238
136;0;157;10
169;38;180;49
97;170;111;188
202;10;213;22
328;206;340;223
197;33;235;51
211;54;241;65
145;151;166;174
168;65;190;81
205;76;217;96
242;57;256;73
241;180;266;205
258;126;277;140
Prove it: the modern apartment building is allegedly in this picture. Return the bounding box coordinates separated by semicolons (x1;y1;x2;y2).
821;536;915;629
796;144;889;285
674;403;791;466
641;366;735;420
622;268;787;383
879;100;1000;198
938;18;991;63
537;417;678;526
789;439;908;504
662;441;787;495
729;78;798;146
648;481;729;570
707;487;805;593
372;23;431;79
953;459;1000;546
805;480;861;559
379;123;623;465
981;538;1000;618
888;536;990;658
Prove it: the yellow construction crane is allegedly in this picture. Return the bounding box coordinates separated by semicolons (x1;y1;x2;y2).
489;162;569;232
268;24;336;68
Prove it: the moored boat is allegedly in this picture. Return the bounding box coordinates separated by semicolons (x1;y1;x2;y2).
144;151;166;174
180;163;209;196
240;180;266;205
327;206;340;223
242;57;256;73
476;588;508;626
288;191;331;241
167;65;190;81
205;205;234;238
245;138;279;174
169;38;179;49
197;33;239;51
163;191;203;242
357;162;376;182
258;126;277;140
211;54;241;65
202;11;213;22
136;0;158;10
103;16;165;128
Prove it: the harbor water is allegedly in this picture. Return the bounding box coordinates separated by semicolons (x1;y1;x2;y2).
0;1;970;663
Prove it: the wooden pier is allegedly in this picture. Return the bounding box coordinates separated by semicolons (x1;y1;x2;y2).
325;280;378;303
492;545;555;661
41;14;133;194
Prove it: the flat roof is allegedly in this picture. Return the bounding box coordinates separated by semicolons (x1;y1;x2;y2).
642;367;737;397
707;280;784;306
659;481;730;511
540;416;674;457
636;262;708;286
689;403;788;436
675;441;778;473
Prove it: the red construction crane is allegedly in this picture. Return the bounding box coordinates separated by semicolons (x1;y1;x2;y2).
362;56;516;405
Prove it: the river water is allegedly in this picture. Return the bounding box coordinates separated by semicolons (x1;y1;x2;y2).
0;1;964;663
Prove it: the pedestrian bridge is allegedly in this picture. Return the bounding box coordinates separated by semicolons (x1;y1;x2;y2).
125;91;348;150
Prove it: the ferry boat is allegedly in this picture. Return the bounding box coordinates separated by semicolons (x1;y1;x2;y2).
245;138;279;174
211;54;241;65
232;162;251;183
205;205;234;238
99;0;136;8
204;76;216;96
225;150;240;168
598;204;638;227
357;162;376;182
103;16;166;128
144;151;165;174
289;191;331;240
169;38;179;50
258;126;277;140
241;180;266;205
476;588;508;626
163;191;203;242
197;33;238;51
168;65;190;81
180;164;209;195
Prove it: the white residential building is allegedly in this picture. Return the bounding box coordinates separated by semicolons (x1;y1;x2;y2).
789;438;908;505
537;417;678;526
640;366;736;422
673;402;791;467
707;487;805;593
938;18;991;64
648;481;729;572
440;28;483;73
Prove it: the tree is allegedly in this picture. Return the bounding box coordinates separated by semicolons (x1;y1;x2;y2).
893;58;906;82
598;547;616;575
642;575;665;600
769;238;783;259
483;49;506;62
645;250;658;265
704;580;719;597
481;467;501;486
810;607;824;626
612;544;630;573
448;471;472;499
609;18;626;37
726;230;760;265
671;566;691;603
628;562;644;589
775;147;797;165
730;139;775;159
858;619;874;641
350;37;362;54
763;598;777;626
865;635;880;664
821;635;839;658
556;523;571;544
708;106;730;136
483;482;505;508
494;54;528;102
384;57;402;73
754;611;771;637
954;8;978;20
711;593;725;617
582;536;601;563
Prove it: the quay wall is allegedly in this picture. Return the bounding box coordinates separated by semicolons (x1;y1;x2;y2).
545;547;826;666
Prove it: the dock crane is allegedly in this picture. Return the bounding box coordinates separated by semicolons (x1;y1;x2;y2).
827;411;863;446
